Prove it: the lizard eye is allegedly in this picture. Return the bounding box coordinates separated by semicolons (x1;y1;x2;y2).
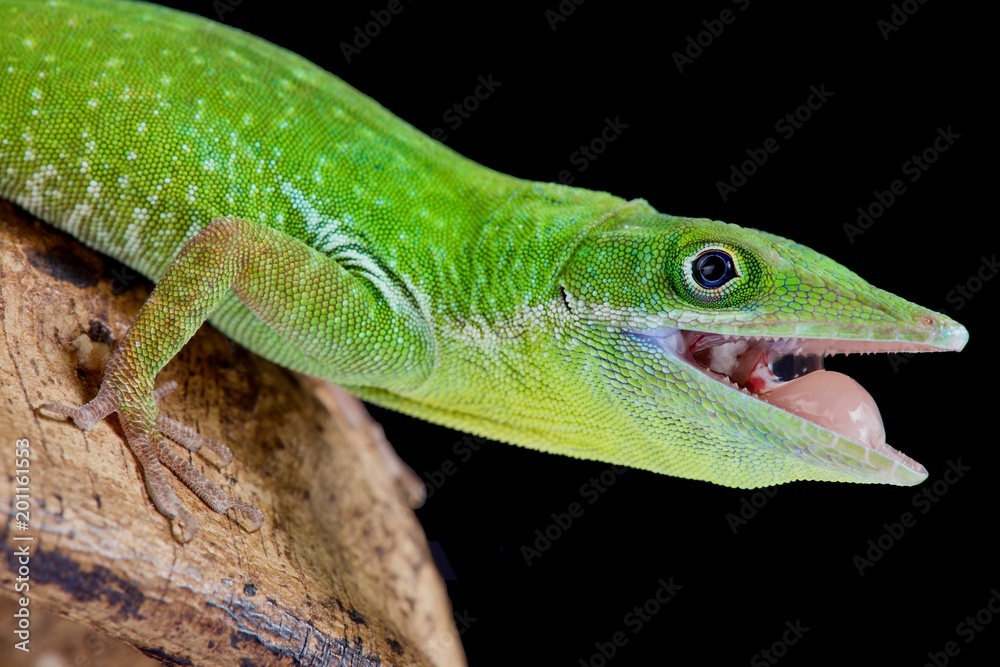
671;241;765;308
693;250;736;288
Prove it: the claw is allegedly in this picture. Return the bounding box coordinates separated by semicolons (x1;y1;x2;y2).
37;380;262;542
228;500;264;533
170;509;199;543
39;389;115;431
158;414;234;467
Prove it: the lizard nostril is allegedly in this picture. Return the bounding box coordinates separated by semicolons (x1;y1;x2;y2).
918;315;935;327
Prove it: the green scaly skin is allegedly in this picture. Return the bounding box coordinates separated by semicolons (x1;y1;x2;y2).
0;0;968;541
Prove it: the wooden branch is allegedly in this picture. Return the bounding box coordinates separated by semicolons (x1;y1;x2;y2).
0;200;466;667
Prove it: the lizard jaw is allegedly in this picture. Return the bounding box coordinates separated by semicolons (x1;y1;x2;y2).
646;326;967;484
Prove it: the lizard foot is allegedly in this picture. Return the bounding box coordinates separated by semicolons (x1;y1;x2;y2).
40;380;263;542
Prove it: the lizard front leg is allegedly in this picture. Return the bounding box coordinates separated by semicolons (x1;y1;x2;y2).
41;217;434;542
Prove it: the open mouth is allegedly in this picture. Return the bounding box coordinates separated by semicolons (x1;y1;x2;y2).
649;327;962;473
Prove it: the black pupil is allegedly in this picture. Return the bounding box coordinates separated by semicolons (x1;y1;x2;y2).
693;251;735;288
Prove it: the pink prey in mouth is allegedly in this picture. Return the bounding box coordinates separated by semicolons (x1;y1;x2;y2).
648;323;969;483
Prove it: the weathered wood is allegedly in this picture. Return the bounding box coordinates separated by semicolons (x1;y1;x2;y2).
0;200;465;666
0;595;159;666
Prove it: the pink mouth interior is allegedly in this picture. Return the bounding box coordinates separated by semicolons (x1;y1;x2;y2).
682;332;889;451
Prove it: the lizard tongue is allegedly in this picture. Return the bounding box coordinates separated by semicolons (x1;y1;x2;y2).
759;370;887;449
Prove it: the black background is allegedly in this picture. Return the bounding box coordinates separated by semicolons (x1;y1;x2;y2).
154;1;993;665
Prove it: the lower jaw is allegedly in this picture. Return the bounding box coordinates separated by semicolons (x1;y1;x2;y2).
645;327;924;473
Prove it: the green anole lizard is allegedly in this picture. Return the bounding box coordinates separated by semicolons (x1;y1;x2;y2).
0;0;968;542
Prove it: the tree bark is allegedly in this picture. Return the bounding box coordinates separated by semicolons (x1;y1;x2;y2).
0;200;465;667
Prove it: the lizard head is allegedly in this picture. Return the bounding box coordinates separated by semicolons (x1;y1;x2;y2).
557;209;967;488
